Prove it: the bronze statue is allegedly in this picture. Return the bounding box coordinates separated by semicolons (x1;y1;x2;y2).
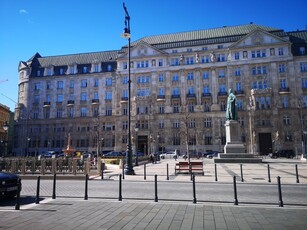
226;89;238;121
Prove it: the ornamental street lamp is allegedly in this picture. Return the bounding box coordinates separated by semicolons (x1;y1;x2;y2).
2;121;8;157
27;137;31;157
122;3;135;175
135;127;139;166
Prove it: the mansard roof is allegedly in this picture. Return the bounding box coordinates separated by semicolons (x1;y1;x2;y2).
28;50;118;68
130;23;284;49
22;24;306;69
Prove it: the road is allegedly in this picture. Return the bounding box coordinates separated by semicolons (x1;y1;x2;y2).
17;179;307;207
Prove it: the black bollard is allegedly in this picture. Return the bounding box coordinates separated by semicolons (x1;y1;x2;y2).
295;164;300;183
268;164;271;183
240;164;244;182
277;176;283;207
192;175;197;204
122;161;125;180
166;163;169;180
101;162;104;180
119;174;122;201
52;173;56;199
233;176;238;205
15;178;21;210
154;174;158;202
84;174;88;200
36;176;41;204
215;164;218;181
144;163;146;180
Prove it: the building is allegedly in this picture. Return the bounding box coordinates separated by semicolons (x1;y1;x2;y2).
0;103;10;157
14;23;307;157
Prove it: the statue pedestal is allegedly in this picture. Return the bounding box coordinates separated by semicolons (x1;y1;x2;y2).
215;120;262;163
224;120;245;154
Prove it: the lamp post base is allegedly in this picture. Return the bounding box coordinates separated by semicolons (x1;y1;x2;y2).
124;167;135;175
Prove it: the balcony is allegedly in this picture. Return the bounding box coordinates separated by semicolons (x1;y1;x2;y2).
120;97;128;103
171;94;181;99
157;95;165;101
43;101;51;107
235;90;244;95
67;100;74;106
218;92;228;97
279;87;290;94
202;93;211;97
91;99;100;104
186;93;196;98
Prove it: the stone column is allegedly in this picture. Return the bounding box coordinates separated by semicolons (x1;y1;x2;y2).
72;159;77;175
41;160;46;175
51;158;56;175
21;160;26;175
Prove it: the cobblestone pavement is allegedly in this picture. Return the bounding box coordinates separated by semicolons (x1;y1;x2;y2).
1;198;307;229
0;158;307;229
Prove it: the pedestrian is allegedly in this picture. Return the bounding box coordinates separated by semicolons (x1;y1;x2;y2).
150;154;154;164
174;154;177;161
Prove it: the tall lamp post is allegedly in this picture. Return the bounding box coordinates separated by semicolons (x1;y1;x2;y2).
2;121;8;157
135;127;139;166
122;3;135;175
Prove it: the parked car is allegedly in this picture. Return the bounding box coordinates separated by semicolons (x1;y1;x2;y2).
206;151;219;159
270;150;294;159
160;151;177;159
0;172;21;198
103;151;125;157
133;152;145;156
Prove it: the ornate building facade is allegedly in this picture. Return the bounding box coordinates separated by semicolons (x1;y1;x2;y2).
14;23;307;157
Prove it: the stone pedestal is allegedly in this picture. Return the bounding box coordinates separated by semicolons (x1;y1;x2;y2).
223;120;245;154
215;120;262;163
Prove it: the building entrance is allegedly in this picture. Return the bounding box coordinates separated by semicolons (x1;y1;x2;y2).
137;135;148;155
258;133;272;155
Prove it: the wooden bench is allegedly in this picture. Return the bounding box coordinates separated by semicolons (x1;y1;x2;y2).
175;161;204;175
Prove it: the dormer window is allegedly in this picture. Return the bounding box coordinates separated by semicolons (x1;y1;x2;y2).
300;47;305;55
94;64;100;72
278;48;284;56
69;66;74;74
47;68;52;76
123;62;128;70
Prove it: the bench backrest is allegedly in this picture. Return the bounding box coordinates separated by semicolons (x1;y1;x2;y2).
190;162;203;166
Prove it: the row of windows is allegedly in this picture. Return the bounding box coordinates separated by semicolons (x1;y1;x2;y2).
33;62;303;92
32;93;307;120
36;64;113;77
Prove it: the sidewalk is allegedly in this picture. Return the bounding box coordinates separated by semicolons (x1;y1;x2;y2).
99;158;307;184
1;197;307;229
1;158;307;230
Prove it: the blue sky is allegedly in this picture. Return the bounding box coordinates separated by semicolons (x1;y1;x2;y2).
0;0;307;111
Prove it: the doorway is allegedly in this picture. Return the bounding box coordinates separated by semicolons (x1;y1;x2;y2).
258;133;272;155
137;135;148;155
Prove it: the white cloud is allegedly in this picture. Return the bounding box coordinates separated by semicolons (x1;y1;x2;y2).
19;9;29;14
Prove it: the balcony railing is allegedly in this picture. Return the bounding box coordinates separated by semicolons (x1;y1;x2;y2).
279;87;290;93
186;93;196;98
157;95;166;100
202;93;211;97
171;94;181;99
120;97;128;103
218;92;228;96
235;90;244;95
67;100;75;105
43;102;51;107
91;99;100;104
